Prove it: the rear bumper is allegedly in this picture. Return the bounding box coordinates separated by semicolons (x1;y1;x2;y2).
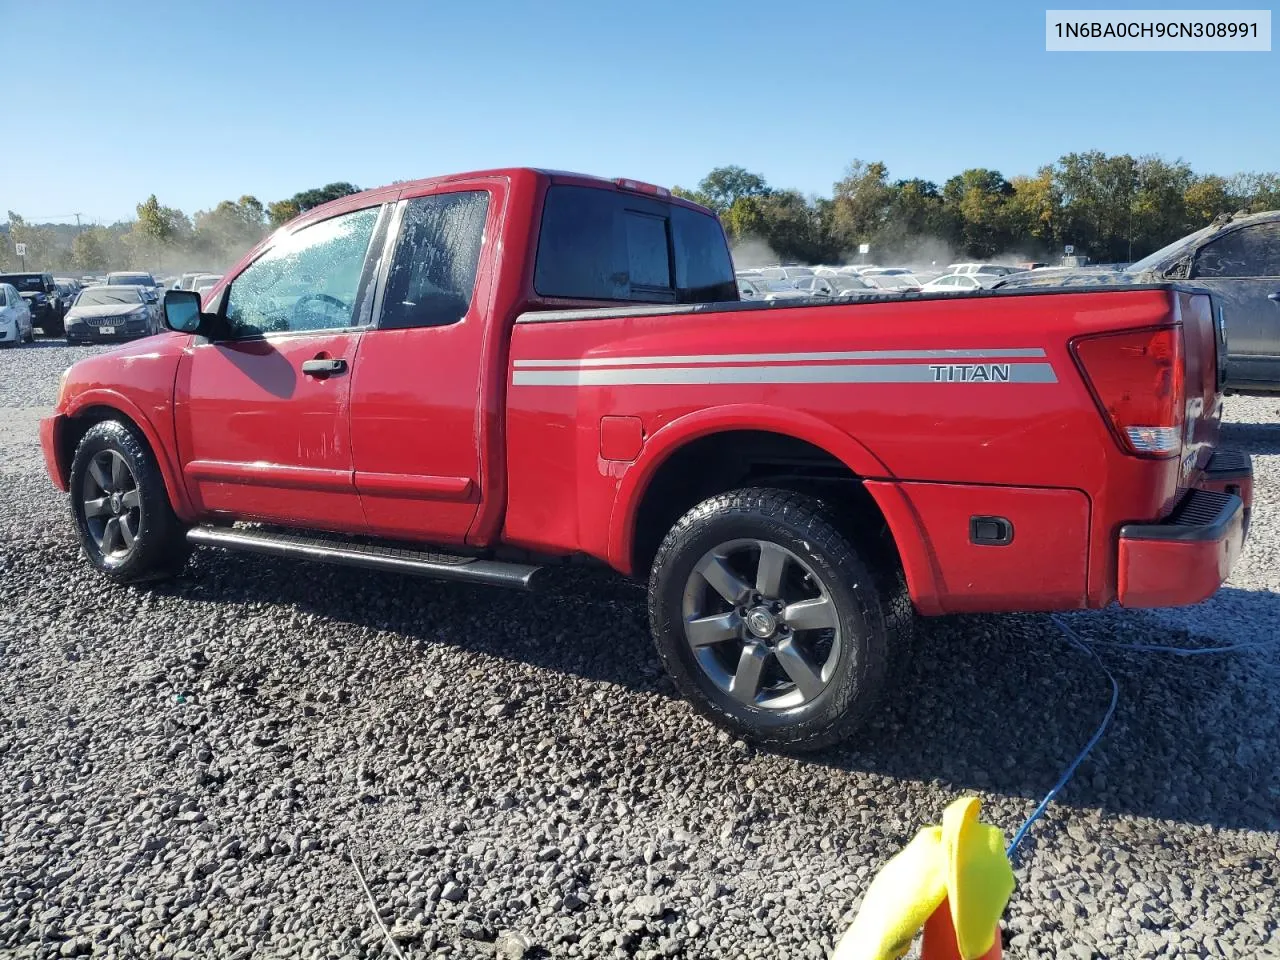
1117;488;1246;608
1198;449;1253;533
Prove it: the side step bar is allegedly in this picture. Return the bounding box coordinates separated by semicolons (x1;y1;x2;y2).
186;526;547;591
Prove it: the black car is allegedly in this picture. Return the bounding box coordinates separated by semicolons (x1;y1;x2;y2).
0;272;65;336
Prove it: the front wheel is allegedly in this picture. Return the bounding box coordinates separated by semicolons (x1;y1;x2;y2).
648;488;901;751
69;420;189;583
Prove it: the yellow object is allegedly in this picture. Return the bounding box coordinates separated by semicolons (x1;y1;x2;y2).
833;797;1015;960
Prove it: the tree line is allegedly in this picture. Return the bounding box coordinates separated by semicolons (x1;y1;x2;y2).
673;153;1280;265
0;183;361;275
6;153;1280;275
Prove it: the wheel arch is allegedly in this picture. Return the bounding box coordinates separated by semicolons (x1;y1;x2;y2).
608;404;913;584
61;392;195;521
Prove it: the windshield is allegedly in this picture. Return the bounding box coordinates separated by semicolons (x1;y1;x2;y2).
108;274;154;286
1125;224;1219;273
75;288;142;306
0;274;45;292
764;281;797;292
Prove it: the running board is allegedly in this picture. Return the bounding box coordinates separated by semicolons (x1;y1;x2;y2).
186;526;547;591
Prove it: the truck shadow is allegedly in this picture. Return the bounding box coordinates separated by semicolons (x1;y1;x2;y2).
817;591;1280;836
169;550;1280;835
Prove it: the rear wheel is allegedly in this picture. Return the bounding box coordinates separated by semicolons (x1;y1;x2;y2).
648;488;902;751
69;420;189;583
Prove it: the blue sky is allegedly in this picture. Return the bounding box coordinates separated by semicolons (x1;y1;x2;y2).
4;0;1276;224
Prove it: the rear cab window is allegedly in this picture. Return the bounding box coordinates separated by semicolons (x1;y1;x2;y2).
533;184;735;305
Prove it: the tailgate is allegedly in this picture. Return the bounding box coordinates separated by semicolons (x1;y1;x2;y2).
1176;290;1224;488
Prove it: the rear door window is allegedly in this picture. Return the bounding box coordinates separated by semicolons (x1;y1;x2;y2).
379;191;490;329
534;184;734;303
1192;223;1280;279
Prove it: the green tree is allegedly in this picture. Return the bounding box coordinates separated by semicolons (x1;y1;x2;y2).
193;195;268;264
268;182;361;227
1183;174;1236;224
6;212;58;270
132;195;192;270
830;160;895;250
942;169;1015;258
1007;168;1060;250
71;228;110;272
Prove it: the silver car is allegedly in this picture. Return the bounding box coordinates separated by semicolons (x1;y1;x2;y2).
0;283;35;345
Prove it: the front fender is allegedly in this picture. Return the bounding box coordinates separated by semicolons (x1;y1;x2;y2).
64;388;196;521
605;403;894;575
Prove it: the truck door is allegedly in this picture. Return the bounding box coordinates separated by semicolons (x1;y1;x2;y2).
348;183;500;545
1189;220;1280;391
174;203;387;531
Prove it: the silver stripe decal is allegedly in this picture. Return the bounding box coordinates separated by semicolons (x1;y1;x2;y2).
513;362;1058;386
513;348;1047;369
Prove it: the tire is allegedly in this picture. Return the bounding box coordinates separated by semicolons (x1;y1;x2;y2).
69;419;189;584
648;487;900;751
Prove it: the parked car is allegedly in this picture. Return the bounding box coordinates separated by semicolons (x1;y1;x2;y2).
0;282;35;345
0;272;65;335
948;263;1020;277
793;275;876;298
759;265;815;281
192;274;223;295
63;285;160;344
994;210;1280;393
920;274;1000;293
106;271;159;290
863;273;922;291
738;277;810;302
40;167;1250;752
176;271;218;291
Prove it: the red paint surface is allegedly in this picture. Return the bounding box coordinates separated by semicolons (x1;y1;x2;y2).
40;167;1250;616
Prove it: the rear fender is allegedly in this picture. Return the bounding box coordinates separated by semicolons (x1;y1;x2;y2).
606;403;893;575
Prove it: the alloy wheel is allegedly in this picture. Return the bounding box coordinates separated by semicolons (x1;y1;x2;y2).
81;450;142;560
681;538;841;710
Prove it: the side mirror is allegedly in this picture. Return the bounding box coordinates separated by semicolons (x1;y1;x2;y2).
163;289;206;333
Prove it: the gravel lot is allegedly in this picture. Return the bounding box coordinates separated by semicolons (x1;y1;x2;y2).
2;342;1278;960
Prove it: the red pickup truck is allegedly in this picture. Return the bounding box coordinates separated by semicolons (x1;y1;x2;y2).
41;168;1252;749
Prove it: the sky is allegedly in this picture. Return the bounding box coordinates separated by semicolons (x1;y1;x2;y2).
3;0;1277;225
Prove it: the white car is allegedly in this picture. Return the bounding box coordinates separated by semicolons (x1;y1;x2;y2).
0;283;35;345
192;274;224;295
862;273;922;291
947;263;1020;278
920;273;1000;294
758;265;815;281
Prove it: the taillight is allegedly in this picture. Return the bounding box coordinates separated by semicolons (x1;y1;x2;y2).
1071;325;1185;458
614;177;672;198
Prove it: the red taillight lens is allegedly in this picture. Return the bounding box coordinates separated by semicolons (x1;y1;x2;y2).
1071;326;1185;458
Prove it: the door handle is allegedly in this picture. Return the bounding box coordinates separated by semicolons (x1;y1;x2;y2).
301;358;347;376
1268;292;1280;302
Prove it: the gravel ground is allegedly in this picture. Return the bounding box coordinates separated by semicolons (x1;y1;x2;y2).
1;341;1278;960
